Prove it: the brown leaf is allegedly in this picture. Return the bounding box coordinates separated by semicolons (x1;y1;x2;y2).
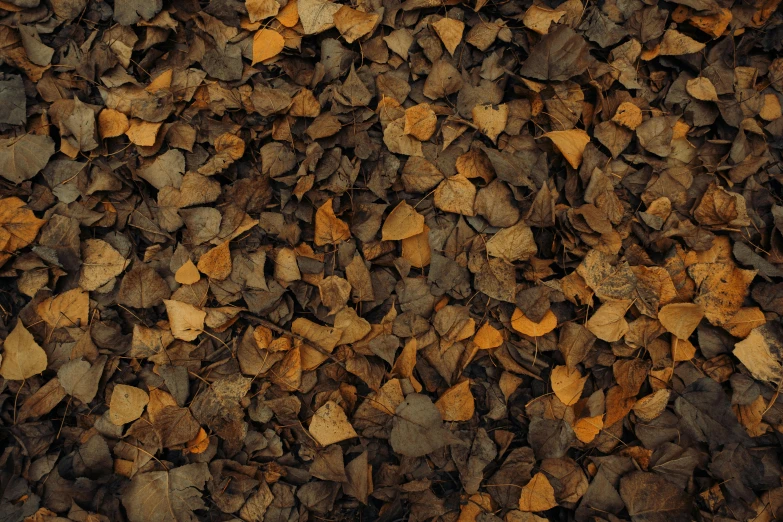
109;385;150;425
658;303;704;340
435;380;475;421
164;299;206;341
334;6;379;43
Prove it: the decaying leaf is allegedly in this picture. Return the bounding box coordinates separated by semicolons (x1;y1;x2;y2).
0;321;47;381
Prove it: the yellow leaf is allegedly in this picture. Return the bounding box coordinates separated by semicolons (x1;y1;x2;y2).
542;129;590;169
473;322;503;349
472;104;508;143
511;308;557;337
309;400;358;446
550;365;587;406
518;472;558;512
253;29;285;64
382;200;425;240
125;119;162;146
276;0;299;27
314;199;351;246
0;197;46;268
175;259;201;285
185;428;210;454
435;380;475;421
0;321;47;380
98;109;129;138
574;415;603;443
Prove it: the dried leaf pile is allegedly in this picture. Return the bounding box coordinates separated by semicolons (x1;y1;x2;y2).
1;0;783;519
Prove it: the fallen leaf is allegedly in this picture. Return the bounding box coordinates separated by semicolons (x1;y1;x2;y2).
474;322;504;349
550;365;587;406
333;6;379;43
658;303;704;340
315;199;351;246
0;321;47;380
432;17;464;55
511;308;557;337
542;129;590;169
519;472;558;512
435;380;475;421
175;259;201;284
164;299;206;341
309;400;358;446
110;384;150;425
382;200;425;240
79;239;127;291
253;29;285;64
587;300;630;342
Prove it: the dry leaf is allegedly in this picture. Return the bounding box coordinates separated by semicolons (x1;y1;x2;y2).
253;29;285;64
550;365;587;406
164;299;206;341
382;201;425;240
333;6;379;43
309;400;358;446
37;288;89;328
431;17;464;55
612;102;643;130
543;129;590;169
79;239;127;291
658;303;703;340
519;472;558;512
0;197;46;267
298;0;341;34
315;199;351;246
686;77;718;102
403;103;437;141
402;225;431;268
574;415;603;443
472;104;508;143
175;259;201;285
247;0;280;21
632;389;670;422
511;308;557;337
109;384;150;425
523;5;565;34
0;321;47;380
435;380;475;421
587;300;630;342
486;221;537;262
197;242;232;281
434;174;476;216
733;324;783;384
659;29;706;56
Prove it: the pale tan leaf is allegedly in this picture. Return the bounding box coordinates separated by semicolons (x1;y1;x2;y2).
164;299;206;341
0;321;47;380
431;17;464;55
109;384;150;425
551;365;587;406
309;400;358;446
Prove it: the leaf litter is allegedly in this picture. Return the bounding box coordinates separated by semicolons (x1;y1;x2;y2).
0;0;783;520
